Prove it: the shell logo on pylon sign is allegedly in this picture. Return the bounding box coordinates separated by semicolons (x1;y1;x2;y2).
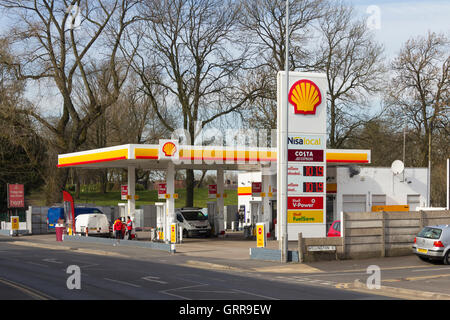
162;142;177;157
288;79;322;115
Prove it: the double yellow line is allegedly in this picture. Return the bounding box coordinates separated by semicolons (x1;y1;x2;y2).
0;277;55;300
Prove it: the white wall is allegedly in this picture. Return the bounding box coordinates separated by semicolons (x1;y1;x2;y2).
238;172;262;222
336;167;428;214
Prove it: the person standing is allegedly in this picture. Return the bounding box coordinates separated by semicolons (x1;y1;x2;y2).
126;216;133;240
113;218;122;245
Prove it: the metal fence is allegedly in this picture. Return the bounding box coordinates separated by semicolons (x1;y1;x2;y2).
31;206;50;234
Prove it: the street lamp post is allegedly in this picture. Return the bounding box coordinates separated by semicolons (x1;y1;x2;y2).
281;0;289;263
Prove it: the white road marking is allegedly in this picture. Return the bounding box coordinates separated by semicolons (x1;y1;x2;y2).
42;258;63;264
160;284;208;300
231;288;278;300
142;276;168;284
104;278;141;288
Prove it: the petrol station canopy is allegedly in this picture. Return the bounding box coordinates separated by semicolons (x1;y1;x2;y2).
57;143;371;170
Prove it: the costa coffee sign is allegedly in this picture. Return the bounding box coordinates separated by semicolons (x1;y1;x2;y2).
288;149;324;162
8;184;25;208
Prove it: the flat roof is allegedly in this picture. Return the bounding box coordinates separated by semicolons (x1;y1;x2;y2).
57;144;371;170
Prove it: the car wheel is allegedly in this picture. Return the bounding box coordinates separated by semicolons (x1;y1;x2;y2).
444;250;450;265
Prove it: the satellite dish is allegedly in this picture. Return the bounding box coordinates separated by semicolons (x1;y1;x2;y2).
349;165;361;178
391;160;404;175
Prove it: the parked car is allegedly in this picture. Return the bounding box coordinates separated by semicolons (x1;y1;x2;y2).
412;225;450;265
75;213;111;237
176;207;211;238
327;220;341;237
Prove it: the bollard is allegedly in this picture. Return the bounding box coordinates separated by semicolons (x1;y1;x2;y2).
55;224;64;242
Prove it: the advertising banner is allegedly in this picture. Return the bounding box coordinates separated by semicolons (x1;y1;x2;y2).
208;184;217;199
287;210;324;224
8;184;24;208
11;216;19;230
251;182;262;197
158;183;167;199
170;223;177;244
287;196;324;210
287;149;324;162
121;185;128;200
256;223;265;248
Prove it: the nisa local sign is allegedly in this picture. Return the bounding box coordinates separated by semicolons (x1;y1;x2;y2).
288;135;325;149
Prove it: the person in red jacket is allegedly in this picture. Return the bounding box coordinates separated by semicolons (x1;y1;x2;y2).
113;218;122;243
126;216;133;240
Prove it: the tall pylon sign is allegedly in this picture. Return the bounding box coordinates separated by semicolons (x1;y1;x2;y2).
277;72;328;240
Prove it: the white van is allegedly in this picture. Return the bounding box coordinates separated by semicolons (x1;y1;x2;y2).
75;213;111;237
176;207;211;238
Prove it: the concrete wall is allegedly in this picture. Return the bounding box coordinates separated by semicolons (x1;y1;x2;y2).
298;210;450;262
343;210;450;259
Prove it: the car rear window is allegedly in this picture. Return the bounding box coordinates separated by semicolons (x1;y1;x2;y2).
418;227;442;240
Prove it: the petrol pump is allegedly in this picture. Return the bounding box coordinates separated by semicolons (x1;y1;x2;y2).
207;201;218;236
155;202;168;242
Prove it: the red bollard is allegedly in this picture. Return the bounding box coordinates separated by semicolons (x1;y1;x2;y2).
55;224;64;242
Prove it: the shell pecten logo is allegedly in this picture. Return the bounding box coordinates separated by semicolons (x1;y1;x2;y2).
162;142;177;157
288;79;322;115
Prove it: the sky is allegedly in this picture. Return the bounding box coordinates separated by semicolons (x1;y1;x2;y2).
2;0;449;117
352;0;450;58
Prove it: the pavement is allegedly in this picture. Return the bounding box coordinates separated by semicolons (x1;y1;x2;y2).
3;231;450;300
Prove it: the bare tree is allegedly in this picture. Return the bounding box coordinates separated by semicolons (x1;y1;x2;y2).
237;0;325;130
386;32;449;167
0;41;47;207
0;0;139;203
313;1;385;149
128;0;261;206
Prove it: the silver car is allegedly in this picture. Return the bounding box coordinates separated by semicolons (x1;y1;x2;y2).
412;225;450;265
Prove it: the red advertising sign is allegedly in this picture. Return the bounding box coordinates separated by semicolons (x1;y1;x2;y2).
63;191;75;232
288;149;324;162
121;185;128;200
208;184;217;199
158;183;167;199
287;196;324;210
8;184;24;208
252;182;262;196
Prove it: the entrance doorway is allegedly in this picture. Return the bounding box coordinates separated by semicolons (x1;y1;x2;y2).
326;195;336;232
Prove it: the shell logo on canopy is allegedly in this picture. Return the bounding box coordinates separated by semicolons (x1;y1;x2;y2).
158;139;179;160
288;79;322;115
162;142;177;157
